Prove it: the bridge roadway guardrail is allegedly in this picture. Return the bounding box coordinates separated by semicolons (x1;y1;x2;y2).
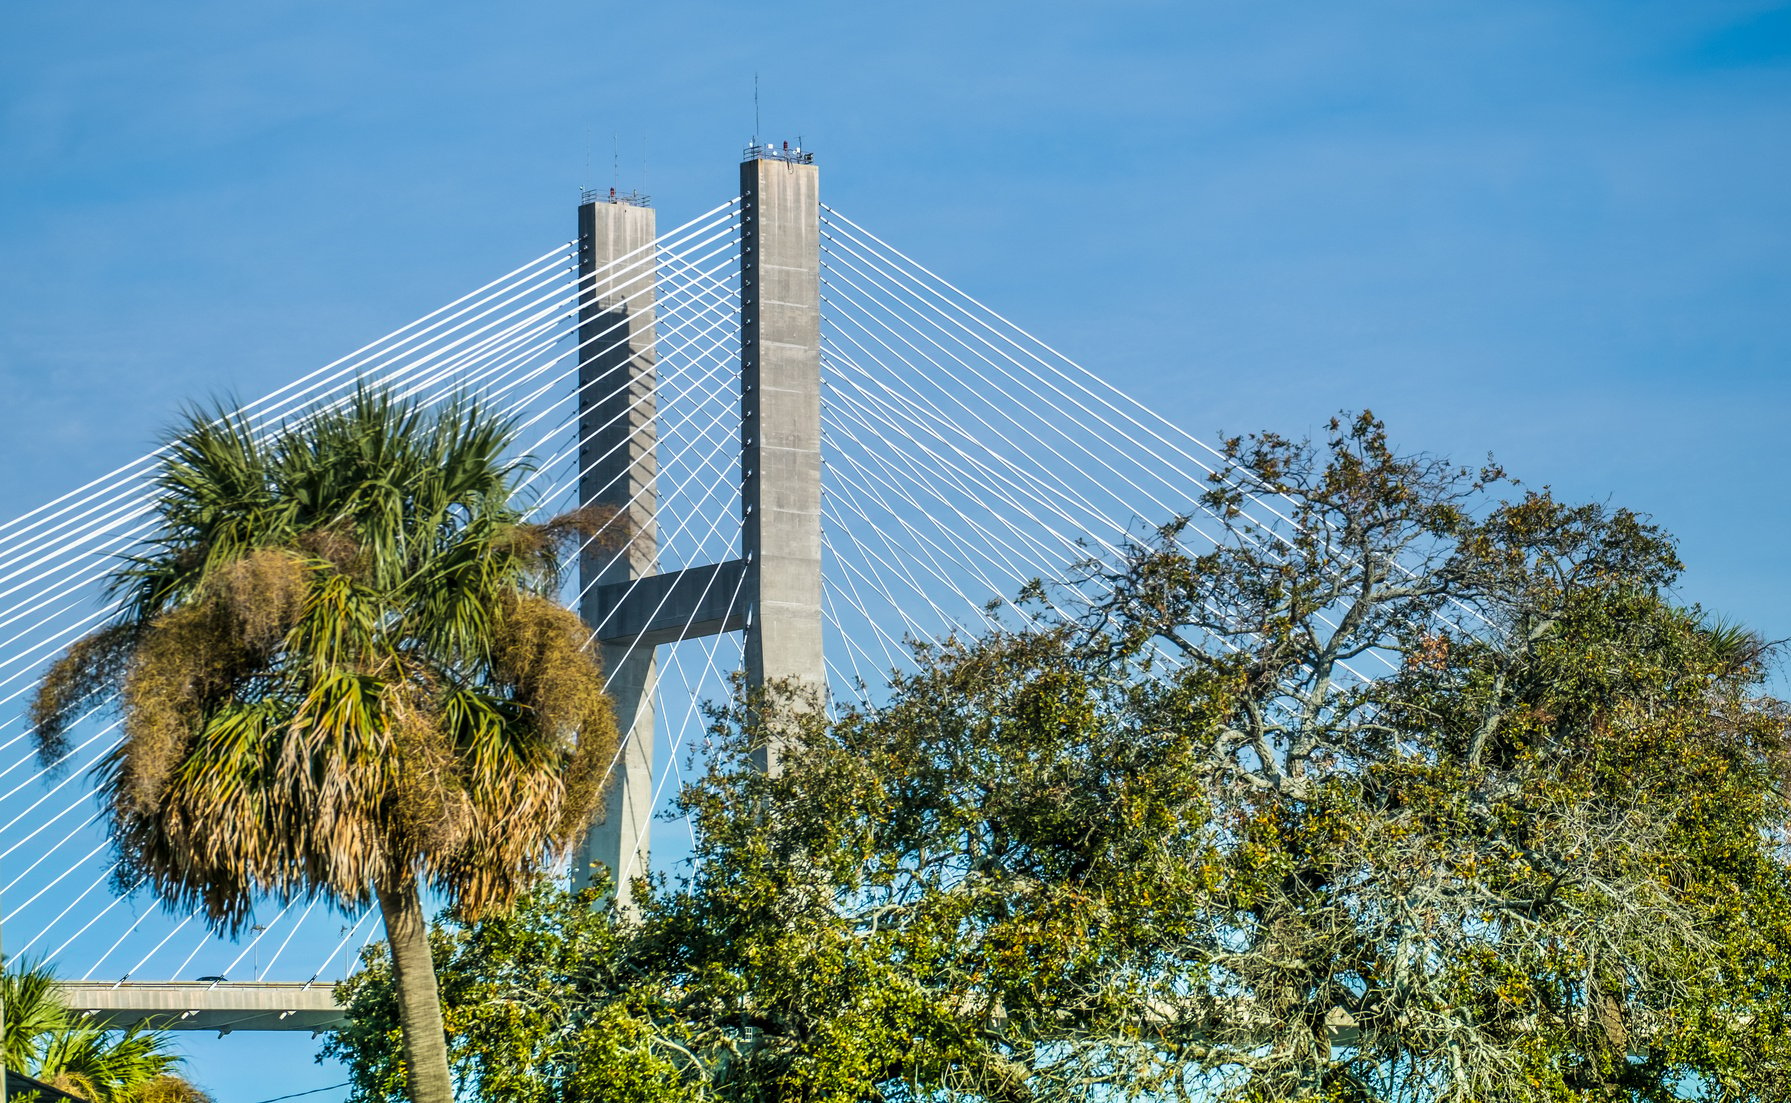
55;981;345;1033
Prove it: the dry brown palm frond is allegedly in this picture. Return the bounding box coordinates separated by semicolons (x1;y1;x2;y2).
113;603;247;816
294;523;360;572
387;683;474;857
136;1076;216;1103
490;522;553;566
38;385;629;1103
494;596;618;836
411;593;616;918
30;623;136;764
435;777;566;920
482;505;628;591
275;672;402;901
45;1070;100;1102
210;547;309;652
116;665;407;929
491;594;613;743
113;699;287;930
435;775;572;920
554;703;617;846
541;503;629;548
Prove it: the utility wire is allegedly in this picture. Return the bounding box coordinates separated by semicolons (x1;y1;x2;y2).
248;1083;351;1103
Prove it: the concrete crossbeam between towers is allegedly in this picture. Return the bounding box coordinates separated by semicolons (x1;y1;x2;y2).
593;558;747;648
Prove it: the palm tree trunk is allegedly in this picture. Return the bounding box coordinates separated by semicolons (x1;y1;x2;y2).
374;876;455;1103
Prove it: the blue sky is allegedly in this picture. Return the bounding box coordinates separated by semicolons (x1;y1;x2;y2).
3;1;1788;1099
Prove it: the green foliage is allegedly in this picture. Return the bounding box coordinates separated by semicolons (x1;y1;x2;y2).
2;960;211;1103
328;412;1791;1102
324;882;697;1103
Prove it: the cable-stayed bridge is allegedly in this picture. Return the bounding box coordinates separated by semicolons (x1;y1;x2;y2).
0;146;1284;1033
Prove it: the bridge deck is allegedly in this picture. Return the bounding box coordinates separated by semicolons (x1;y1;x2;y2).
57;981;345;1033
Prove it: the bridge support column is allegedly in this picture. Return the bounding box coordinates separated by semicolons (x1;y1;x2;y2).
574;151;824;901
572;197;660;907
740;153;825;774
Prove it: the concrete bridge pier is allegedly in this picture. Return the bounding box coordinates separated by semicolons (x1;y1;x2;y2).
740;152;825;774
575;147;826;901
572;195;661;907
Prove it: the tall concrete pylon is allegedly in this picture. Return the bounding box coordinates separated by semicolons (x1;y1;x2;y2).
575;148;824;900
572;195;662;910
740;151;825;774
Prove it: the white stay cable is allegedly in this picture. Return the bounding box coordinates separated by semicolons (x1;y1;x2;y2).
577;399;743;654
47;873;146;964
112;906;197;984
617;567;750;884
550;381;747;811
218;897;300;981
0;245;585;576
169;924;217;983
817;524;939;659
819;305;1201;560
5;354;738;983
818;496;906;678
1;807;104;887
0;245;574;553
260;898;318;980
823;251;1390;678
0;201;734;597
818;410;1047;632
816;464;953;651
8;835;109;917
0;219;734;750
0;209;729;628
823;345;1132;576
819;249;1227;549
505;249;743;501
819;529;927;670
530;319;743;613
0;205;748;983
826;207;1493;639
0;221;746;983
819;570;885;699
308;907;375;984
0;310;726;926
0;296;573;625
22;865;126;959
0;296;583;679
486;233;743;495
820;370;1084;613
821;209;1248;496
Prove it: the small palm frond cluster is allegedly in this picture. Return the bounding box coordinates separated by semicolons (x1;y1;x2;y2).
3;961;209;1103
32;388;622;930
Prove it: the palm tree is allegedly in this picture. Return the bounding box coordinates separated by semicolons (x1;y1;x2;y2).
3;960;210;1103
30;387;621;1103
1699;613;1775;677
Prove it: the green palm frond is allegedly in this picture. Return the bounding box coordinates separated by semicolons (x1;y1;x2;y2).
3;961;199;1103
1699;613;1776;677
3;960;70;1073
38;1020;180;1103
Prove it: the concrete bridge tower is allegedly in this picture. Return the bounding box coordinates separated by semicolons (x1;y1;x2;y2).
574;146;824;903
